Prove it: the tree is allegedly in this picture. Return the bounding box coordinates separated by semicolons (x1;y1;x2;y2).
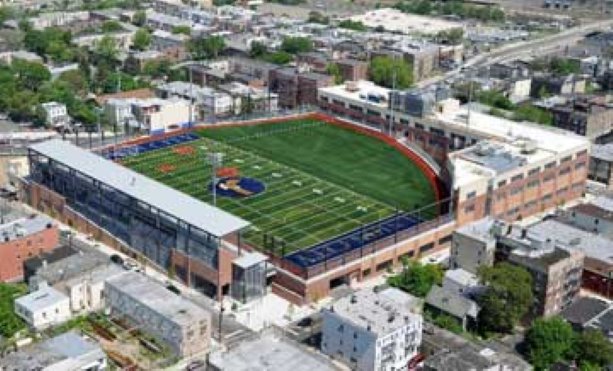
338;19;367;31
326;63;343;84
477;263;533;334
171;25;191;35
387;259;443;297
57;69;89;97
132;10;146;26
437;28;464;45
524;317;574;370
368;56;414;89
280;36;313;54
94;35;119;67
262;51;292;65
12;60;51;91
514;104;553;126
132;28;151;51
249;41;267;58
101;20;123;33
574;329;613;368
477;90;514;110
189;35;225;60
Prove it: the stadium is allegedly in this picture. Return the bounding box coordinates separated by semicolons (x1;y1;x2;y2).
24;113;454;304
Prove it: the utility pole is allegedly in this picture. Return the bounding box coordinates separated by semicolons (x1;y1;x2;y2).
189;67;194;126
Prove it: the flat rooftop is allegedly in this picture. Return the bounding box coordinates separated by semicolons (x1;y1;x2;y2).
319;80;390;110
526;219;613;265
330;287;421;336
591;143;613;162
15;285;67;312
349;8;462;35
106;271;210;327
435;107;588;155
455;217;497;243
209;332;337;371
30;139;249;237
0;214;53;242
0;331;103;370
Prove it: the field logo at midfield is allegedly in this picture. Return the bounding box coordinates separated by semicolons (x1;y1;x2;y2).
210;167;266;198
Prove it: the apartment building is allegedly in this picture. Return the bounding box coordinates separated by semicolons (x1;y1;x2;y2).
105;271;212;357
104;97;191;134
270;68;333;108
156;81;233;118
589;143;613;188
549;96;613;139
321;287;422;371
450;217;497;274
0;214;58;282
496;229;584;317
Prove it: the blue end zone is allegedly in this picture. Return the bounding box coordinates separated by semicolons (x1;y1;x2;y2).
101;132;200;160
285;213;421;268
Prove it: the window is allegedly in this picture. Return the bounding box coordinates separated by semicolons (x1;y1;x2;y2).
511;174;524;182
575;162;586;170
419;243;435;253
466;191;477;199
415;123;425;130
510;187;523;195
559;167;571;176
527;180;539;188
543;174;555;183
438;235;452;245
545;161;556;169
528;167;540;176
464;204;475;213
561;155;572;163
363;268;371;277
498;180;507;188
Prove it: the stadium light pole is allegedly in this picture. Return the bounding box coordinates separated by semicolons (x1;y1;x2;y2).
207;151;224;206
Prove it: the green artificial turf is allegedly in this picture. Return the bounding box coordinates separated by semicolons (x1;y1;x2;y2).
121;119;437;254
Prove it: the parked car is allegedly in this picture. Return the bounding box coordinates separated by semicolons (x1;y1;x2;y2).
166;284;181;295
110;254;124;265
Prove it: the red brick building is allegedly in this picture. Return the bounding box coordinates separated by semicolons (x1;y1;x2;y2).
0;214;58;282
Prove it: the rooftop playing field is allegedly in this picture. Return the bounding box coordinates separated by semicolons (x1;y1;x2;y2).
120;118;437;254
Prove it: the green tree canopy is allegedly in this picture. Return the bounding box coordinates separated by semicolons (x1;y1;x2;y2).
369;56;414;89
477;263;533;334
326;63;343;84
132;28;151;51
13;59;51;91
338;19;367;31
574;329;613;368
262;51;292;65
524;317;574;370
387;259;443;297
94;35;120;67
249;41;267;58
189;35;226;60
280;36;313;54
24;27;74;63
171;25;191;35
436;28;464;45
101;20;123;33
132;9;146;26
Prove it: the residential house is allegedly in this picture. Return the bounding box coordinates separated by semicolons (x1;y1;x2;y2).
321;287;422;371
14;283;71;330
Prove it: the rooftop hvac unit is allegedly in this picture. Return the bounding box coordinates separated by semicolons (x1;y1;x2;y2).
345;81;359;92
520;140;538;154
